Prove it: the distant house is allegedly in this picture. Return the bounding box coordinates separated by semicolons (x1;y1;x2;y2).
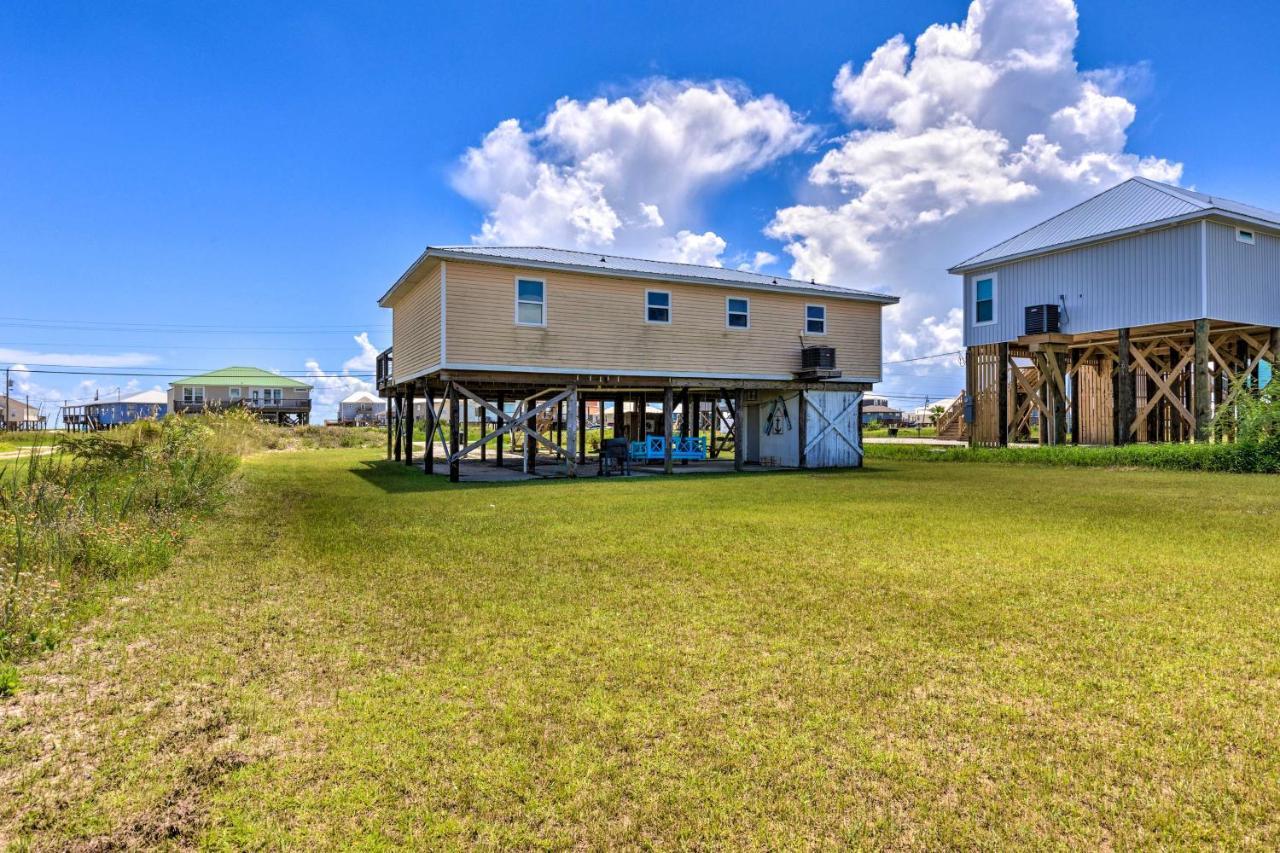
1;395;45;431
952;177;1280;446
860;394;902;425
79;390;168;429
338;390;386;425
168;366;312;425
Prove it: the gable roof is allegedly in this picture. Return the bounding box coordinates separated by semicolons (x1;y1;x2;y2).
169;366;311;389
380;245;899;307
949;177;1280;273
340;390;382;404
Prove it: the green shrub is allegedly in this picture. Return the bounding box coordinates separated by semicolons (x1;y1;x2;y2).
866;439;1280;474
0;662;16;697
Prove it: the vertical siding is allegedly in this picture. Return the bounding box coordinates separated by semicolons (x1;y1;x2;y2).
1206;220;1280;326
443;261;884;380
390;263;442;382
963;222;1201;345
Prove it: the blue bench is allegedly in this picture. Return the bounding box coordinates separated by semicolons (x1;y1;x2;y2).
629;435;707;462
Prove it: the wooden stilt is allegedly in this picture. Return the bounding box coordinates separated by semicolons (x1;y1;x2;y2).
797;390;807;469
1116;328;1135;445
1194;318;1211;442
495;394;505;467
733;388;744;471
998;343;1011;446
479;402;487;461
565;386;578;478
663;387;674;475
404;390;415;465
424;391;435;475
577;394;587;463
448;386;460;483
556;401;564;454
385;395;393;459
679;387;690;466
392;394;403;461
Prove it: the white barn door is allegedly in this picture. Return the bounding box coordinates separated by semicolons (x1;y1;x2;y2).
803;390;863;468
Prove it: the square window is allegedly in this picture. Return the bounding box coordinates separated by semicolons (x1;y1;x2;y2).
805;305;826;335
646;290;671;324
1237;228;1256;245
727;297;749;329
515;278;546;326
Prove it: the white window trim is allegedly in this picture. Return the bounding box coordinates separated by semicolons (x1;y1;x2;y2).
228;387;241;401
804;303;827;336
973;274;998;327
514;276;547;327
645;289;672;325
182;386;205;404
1236;228;1256;245
725;296;750;330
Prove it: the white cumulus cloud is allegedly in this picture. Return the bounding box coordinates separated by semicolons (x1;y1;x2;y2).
765;0;1182;401
452;79;813;259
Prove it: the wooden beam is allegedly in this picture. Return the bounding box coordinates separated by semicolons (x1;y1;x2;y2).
577;394;587;463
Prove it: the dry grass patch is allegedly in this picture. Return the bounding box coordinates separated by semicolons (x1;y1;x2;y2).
2;450;1279;848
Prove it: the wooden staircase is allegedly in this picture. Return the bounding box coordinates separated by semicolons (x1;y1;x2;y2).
934;392;967;441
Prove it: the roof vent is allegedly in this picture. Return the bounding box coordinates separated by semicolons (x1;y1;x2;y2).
599;256;607;263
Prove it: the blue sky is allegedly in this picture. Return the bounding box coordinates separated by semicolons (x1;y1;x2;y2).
4;0;1280;419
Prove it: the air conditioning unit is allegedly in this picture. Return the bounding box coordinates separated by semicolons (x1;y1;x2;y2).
801;346;836;370
1025;304;1060;335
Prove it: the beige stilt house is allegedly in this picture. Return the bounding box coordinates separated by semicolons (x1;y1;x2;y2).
377;246;898;481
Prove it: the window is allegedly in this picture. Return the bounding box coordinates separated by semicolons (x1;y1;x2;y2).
265;388;282;405
974;276;996;325
182;386;204;404
805;304;827;335
646;290;671;324
1237;228;1256;245
515;278;546;326
726;297;750;329
228;387;241;402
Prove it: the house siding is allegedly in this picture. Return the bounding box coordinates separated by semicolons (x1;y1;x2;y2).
1205;220;1280;326
166;385;310;408
436;260;883;381
963;222;1202;345
390;262;442;383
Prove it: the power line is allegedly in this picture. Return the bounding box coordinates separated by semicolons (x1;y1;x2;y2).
883;350;963;365
12;366;373;378
3;340;384;352
0;315;387;332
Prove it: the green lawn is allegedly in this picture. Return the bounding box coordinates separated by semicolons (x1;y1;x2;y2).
3;450;1279;848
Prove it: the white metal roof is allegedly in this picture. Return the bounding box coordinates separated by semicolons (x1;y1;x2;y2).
340;390;383;404
950;177;1280;273
380;245;898;306
122;390;168;404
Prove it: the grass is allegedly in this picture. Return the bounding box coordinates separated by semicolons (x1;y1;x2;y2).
3;451;1280;847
